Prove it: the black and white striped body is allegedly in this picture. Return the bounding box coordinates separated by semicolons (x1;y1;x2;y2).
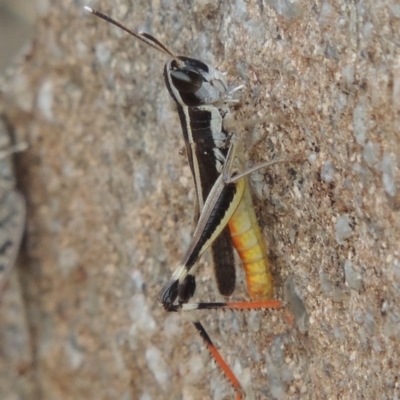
163;56;237;299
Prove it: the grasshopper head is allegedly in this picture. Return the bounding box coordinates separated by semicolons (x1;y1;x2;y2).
165;57;228;106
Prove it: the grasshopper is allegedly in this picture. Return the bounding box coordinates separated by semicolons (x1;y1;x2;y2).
85;7;283;399
0;120;27;299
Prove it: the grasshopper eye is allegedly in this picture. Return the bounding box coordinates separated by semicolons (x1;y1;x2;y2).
170;69;203;93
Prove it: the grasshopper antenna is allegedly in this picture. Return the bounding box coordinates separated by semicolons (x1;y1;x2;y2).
84;6;182;65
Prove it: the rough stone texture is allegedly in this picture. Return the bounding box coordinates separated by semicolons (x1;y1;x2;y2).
1;1;399;399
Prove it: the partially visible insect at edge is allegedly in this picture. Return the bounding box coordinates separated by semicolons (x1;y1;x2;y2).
0;120;27;300
85;7;283;399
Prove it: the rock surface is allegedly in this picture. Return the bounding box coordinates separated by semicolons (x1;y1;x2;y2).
1;1;399;399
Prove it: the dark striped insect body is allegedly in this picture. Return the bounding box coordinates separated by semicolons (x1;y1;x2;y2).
163;55;240;300
0;120;27;299
85;7;282;399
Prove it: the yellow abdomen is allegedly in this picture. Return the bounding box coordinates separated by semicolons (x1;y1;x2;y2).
228;181;273;300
